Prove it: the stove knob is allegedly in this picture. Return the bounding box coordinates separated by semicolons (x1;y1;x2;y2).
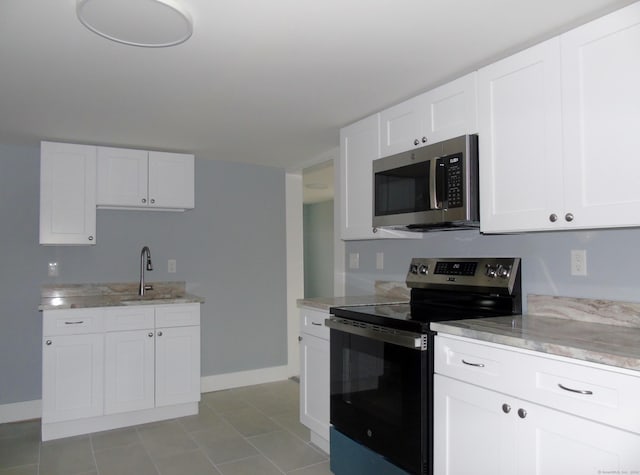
418;264;429;275
409;264;419;274
485;265;497;278
497;265;511;278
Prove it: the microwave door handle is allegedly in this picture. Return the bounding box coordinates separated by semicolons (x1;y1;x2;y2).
436;159;447;209
429;159;439;209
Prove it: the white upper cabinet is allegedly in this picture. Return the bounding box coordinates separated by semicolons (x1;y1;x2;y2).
339;114;421;240
479;2;640;233
96;147;148;208
97;147;194;210
478;39;564;233
380;72;477;157
148;151;195;210
40;141;97;245
561;1;640;229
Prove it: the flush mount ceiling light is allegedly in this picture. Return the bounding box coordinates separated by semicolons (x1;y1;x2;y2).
76;0;193;48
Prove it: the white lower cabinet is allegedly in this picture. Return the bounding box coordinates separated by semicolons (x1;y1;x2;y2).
42;303;201;441
42;333;104;423
298;307;330;453
155;324;201;407
434;335;640;475
104;329;156;414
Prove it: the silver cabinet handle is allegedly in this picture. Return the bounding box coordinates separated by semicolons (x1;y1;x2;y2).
311;322;322;326
64;320;84;325
150;198;155;204
565;213;574;222
157;331;163;336
462;359;485;368
148;332;154;337
298;336;303;342
502;403;511;414
549;213;558;222
88;236;94;241
46;340;52;346
558;383;593;395
372;227;378;233
414;139;420;146
421;136;427;143
517;408;527;419
142;198;147;203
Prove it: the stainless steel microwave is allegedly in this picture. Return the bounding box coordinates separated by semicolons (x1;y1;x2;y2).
372;134;479;230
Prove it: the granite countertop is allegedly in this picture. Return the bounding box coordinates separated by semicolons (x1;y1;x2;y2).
297;280;410;312
39;281;204;311
431;314;640;372
297;295;409;312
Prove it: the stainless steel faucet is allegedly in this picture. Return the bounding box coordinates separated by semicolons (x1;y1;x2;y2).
139;246;154;296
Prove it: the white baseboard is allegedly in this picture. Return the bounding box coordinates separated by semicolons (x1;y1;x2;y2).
0;399;41;423
1;365;296;424
200;365;293;393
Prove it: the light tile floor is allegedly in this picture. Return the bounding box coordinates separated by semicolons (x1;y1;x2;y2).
0;380;331;475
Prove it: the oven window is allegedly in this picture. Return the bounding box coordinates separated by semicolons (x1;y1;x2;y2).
330;330;429;474
375;161;430;216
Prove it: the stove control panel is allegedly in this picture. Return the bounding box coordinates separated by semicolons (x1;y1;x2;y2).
406;257;520;293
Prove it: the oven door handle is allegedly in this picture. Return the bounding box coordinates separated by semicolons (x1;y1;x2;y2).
325;317;428;350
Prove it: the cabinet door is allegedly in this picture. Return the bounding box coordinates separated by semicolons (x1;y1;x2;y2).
299;332;329;440
561;2;640;230
155;325;200;407
379;95;427;156
434;375;515;475
340;114;421;240
42;333;104;423
516;397;640;475
148;151;195;209
96;147;148;207
40;141;97;245
478;39;564;233
104;329;155;414
424;72;478;143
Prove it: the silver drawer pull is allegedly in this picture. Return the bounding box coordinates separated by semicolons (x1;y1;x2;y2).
462;359;485;368
64;321;84;325
311;322;322;326
558;383;593;395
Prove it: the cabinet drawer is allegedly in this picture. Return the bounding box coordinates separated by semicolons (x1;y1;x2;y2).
516;351;640;435
43;308;104;336
435;335;510;394
104;307;155;331
299;307;329;340
155;304;200;328
436;334;640;435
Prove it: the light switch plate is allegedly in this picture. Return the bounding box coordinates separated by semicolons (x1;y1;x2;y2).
48;262;59;277
376;252;384;270
571;250;587;276
349;253;359;269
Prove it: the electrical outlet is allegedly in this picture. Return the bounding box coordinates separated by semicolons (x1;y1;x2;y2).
349;253;359;269
48;262;59;277
376;252;384;270
168;259;177;273
571;250;587;276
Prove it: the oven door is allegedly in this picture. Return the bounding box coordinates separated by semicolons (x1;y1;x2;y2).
328;320;432;475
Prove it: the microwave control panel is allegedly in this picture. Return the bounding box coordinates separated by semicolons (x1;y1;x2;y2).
444;154;463;208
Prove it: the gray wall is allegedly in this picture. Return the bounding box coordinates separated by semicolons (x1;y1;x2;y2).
0;143;287;405
303;200;334;298
345;228;640;309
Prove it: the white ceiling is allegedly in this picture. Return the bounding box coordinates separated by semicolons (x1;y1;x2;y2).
0;0;634;170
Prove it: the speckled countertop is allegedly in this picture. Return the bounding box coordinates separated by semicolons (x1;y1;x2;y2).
297;281;410;312
39;281;204;311
432;295;640;372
